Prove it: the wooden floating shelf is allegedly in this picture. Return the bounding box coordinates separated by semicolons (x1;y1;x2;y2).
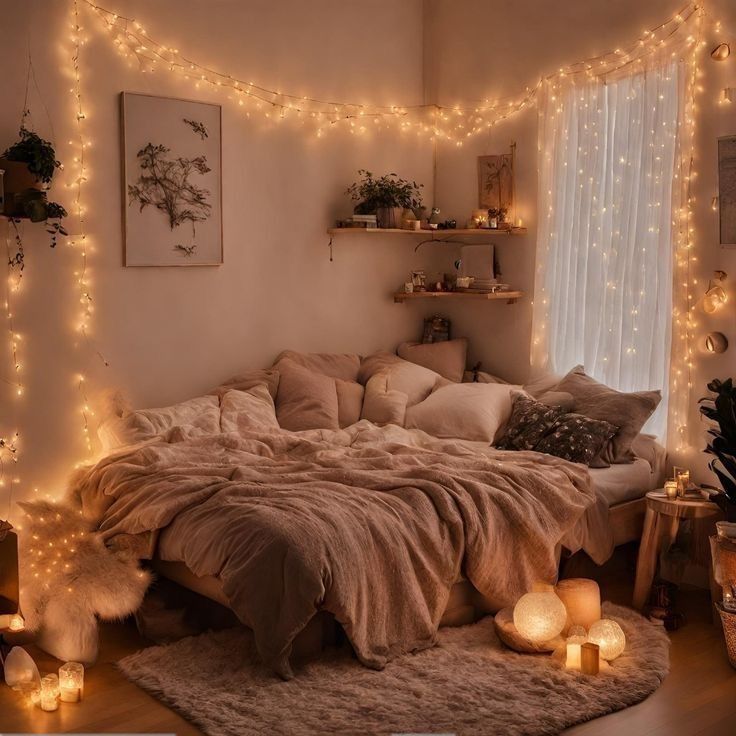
327;227;527;237
393;290;524;304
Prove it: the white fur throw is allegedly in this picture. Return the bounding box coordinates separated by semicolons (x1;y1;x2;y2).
17;498;151;664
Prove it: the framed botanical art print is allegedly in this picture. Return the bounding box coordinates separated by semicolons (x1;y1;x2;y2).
478;151;514;211
718;135;736;247
121;92;222;266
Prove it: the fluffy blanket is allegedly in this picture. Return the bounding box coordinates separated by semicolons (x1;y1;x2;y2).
70;421;594;678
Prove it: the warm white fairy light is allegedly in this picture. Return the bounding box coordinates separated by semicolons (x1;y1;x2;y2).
70;0;106;461
80;0;703;143
4;228;24;399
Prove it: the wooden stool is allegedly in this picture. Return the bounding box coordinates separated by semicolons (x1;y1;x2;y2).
632;490;721;610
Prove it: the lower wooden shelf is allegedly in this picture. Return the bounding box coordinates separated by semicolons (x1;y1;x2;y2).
393;290;524;304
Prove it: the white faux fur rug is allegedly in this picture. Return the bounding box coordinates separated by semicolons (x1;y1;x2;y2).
118;603;669;736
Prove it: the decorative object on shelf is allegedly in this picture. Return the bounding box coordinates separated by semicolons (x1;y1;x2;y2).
555;578;601;632
59;661;84;702
335;214;377;229
471;208;489;228
512;584;567;643
404;218;421;231
487;207;508;230
718;137;736;246
412;204;427;222
410;270;426;292
712;42;731;61
580;642;601;675
588;619;626;661
706;332;728;354
403;281;413;294
699;378;736;521
422;315;450;343
121;92;222;266
345;170;424;230
478;147;514;213
702;270;727;313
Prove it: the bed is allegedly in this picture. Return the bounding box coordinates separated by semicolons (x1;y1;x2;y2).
82;350;665;678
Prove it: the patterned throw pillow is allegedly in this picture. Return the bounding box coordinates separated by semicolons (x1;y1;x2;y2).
495;394;566;451
534;413;619;465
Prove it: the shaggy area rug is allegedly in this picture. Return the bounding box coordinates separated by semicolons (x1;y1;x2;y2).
118;603;669;736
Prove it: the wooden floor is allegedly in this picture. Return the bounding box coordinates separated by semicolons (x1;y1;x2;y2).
2;579;736;734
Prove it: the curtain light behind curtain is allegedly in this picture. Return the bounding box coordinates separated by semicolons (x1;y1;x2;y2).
532;59;683;439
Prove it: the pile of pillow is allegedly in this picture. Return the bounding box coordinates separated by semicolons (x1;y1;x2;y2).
97;339;661;472
499;366;661;467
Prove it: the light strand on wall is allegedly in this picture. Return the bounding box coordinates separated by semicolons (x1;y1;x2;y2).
71;0;104;461
80;0;702;144
4;226;24;399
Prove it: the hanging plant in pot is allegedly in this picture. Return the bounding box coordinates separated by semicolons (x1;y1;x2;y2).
346;170;424;229
1;119;68;268
699;378;736;522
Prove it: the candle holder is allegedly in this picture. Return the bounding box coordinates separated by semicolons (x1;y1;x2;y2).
40;673;59;712
664;480;678;500
59;661;84;702
674;467;690;497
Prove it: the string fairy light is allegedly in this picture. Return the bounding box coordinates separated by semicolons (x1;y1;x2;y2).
70;0;104;461
79;0;704;144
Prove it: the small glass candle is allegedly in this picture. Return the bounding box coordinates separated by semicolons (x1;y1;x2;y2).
59;662;84;702
40;674;59;712
664;480;678;500
676;470;690;496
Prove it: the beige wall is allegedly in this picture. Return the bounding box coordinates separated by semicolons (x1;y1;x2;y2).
2;0;735;511
425;0;736;479
0;0;446;507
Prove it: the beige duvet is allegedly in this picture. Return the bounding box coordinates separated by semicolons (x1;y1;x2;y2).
75;421;595;678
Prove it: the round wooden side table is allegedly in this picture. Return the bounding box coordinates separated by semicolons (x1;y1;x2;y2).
632;490;721;610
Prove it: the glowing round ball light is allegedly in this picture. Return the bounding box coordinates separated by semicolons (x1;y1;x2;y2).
513;589;567;643
588;619;626;660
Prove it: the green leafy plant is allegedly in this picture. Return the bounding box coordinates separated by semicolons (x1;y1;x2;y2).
346;169;423;213
699;378;736;520
2;124;62;184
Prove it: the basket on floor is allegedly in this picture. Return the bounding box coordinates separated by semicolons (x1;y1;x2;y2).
717;603;736;669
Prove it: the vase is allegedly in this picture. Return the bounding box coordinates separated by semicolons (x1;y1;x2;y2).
412;205;427;222
718;603;736;669
376;206;403;229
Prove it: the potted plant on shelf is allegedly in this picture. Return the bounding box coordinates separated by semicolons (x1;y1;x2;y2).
0;119;68;263
346;169;424;229
699;378;736;522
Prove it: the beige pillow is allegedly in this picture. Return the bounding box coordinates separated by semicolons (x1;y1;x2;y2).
523;371;563;398
405;383;519;442
275;359;339;431
361;373;408;426
397;339;468;382
537;390;576;411
220;386;280;433
336;379;365;428
555;365;661;463
98;395;220;451
275;350;360;382
213;368;280;400
359;353;441;406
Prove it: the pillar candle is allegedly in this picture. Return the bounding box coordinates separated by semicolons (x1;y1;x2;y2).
565;642;582;670
556;578;601;632
580;642;600;675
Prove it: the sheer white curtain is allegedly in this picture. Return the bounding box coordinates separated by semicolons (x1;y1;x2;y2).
532;59;683;438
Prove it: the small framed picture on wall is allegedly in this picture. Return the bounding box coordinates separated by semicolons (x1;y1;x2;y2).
718;135;736;247
121;92;223;266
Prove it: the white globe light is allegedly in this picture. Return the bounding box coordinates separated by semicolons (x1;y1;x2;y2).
588;619;626;660
513;591;567;643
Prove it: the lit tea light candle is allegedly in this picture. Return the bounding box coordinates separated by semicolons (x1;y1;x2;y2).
664;480;678;499
556;578;601;631
59;662;84;702
40;674;59;712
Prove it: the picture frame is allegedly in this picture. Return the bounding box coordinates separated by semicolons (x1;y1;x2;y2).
120;92;223;266
478;151;514;212
718;135;736;247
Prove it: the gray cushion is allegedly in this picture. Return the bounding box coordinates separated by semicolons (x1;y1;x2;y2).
555;365;661;464
535;412;619;466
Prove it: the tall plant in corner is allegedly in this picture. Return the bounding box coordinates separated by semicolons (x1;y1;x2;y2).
699;378;736;521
